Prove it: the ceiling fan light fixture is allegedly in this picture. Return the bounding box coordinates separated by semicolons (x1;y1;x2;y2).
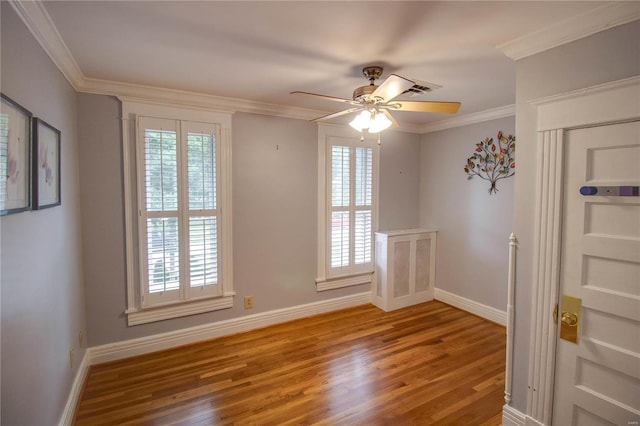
367;111;392;133
293;66;460;133
349;110;373;131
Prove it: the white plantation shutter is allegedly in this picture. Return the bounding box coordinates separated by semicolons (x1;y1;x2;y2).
183;124;220;299
143;126;180;297
137;117;221;307
189;216;218;287
354;147;372;265
145;128;178;212
146;217;180;293
0;113;9;211
187;132;216;211
354;210;372;264
138;118;181;305
331;145;350;268
328;142;374;277
331;211;349;268
331;145;350;207
355;147;372;206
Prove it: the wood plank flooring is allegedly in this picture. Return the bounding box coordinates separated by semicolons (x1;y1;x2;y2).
74;301;506;425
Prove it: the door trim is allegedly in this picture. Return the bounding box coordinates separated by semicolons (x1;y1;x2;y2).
525;75;640;425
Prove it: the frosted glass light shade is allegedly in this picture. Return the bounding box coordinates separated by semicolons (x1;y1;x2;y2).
349;110;373;131
367;112;392;133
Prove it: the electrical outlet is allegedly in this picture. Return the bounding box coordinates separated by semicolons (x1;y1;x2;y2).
69;349;74;369
244;296;253;309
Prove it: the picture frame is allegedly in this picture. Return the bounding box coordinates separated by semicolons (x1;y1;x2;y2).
0;93;32;215
32;118;61;209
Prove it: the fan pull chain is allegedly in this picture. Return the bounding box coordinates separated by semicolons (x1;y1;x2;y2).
360;131;364;142
378;133;381;145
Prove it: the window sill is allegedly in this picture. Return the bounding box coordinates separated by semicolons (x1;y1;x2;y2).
315;272;373;292
126;293;235;326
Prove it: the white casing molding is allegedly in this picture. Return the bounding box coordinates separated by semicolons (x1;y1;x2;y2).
316;272;373;292
120;99;236;325
434;288;507;326
498;2;640;60
525;76;640;425
315;124;380;290
526;128;564;425
89;291;371;364
534;76;640;131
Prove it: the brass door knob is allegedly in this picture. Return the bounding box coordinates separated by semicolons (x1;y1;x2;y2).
561;311;578;327
560;294;580;343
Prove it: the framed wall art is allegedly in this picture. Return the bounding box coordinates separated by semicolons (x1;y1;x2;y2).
32;118;61;209
0;93;32;215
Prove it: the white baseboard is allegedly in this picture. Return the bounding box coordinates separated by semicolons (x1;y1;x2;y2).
503;404;526;426
434;288;507;326
59;349;90;426
89;291;371;364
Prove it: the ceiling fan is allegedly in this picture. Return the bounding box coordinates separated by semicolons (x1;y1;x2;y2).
291;66;461;134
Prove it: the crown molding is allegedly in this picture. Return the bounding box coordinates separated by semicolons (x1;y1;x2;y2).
420;104;515;134
83;77;326;121
396;121;424;134
8;0;511;134
8;0;85;89
5;0;327;122
497;2;640;60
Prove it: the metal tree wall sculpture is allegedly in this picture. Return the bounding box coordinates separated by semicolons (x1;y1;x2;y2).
464;131;515;194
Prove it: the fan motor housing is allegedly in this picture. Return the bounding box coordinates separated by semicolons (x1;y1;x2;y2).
353;85;377;101
353;66;385;101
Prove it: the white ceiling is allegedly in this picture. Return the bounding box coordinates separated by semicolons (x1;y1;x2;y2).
41;1;611;129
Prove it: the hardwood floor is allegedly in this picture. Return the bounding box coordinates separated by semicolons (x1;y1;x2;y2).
74;301;506;425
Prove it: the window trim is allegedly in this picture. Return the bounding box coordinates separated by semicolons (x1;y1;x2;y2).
316;124;379;291
121;98;234;325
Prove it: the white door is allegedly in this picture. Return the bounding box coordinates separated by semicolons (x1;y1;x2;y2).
552;120;640;425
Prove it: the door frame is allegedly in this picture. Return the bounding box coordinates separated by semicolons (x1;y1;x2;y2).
524;76;640;426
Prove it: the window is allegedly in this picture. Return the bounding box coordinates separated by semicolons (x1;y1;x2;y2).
316;126;379;291
122;101;233;325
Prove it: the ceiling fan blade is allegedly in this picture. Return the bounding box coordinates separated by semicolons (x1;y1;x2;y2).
290;91;353;104
392;101;461;114
311;107;361;122
371;74;415;102
381;109;399;129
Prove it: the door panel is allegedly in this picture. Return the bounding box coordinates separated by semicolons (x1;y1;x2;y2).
552;121;640;426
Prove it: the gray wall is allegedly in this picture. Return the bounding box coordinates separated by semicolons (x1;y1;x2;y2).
419;117;515;311
0;4;87;425
11;3;635;422
76;95;421;346
511;20;640;413
378;130;421;231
